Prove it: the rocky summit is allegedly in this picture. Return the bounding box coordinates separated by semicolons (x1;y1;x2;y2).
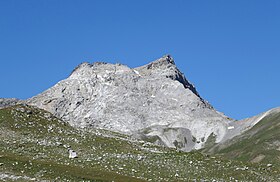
27;55;231;151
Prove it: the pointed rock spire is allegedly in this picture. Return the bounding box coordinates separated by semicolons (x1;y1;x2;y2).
146;54;175;70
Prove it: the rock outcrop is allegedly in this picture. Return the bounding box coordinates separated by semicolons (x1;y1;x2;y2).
0;98;19;109
27;55;231;151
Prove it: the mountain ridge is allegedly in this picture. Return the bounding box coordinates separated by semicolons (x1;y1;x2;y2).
1;55;280;181
26;55;230;151
4;55;278;153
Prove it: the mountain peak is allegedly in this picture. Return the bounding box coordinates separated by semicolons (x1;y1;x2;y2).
27;55;227;152
157;54;175;64
145;54;175;70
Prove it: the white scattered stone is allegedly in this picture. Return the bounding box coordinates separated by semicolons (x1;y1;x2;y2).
137;156;144;161
68;149;78;159
133;69;140;75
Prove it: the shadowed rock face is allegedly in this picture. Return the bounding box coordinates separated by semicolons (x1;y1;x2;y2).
27;55;231;151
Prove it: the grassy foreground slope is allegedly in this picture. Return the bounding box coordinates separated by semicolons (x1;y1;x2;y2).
0;105;279;181
214;110;280;167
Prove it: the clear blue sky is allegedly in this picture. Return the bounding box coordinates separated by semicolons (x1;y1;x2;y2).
0;0;279;120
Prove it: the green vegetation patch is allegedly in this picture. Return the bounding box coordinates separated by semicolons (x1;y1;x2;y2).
217;112;280;167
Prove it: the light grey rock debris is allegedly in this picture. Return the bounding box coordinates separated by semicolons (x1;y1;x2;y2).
68;149;78;159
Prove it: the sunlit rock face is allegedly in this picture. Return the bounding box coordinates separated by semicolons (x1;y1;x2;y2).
27;55;231;151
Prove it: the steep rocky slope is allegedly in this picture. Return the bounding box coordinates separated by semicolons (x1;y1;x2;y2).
27;55;232;151
1;104;279;181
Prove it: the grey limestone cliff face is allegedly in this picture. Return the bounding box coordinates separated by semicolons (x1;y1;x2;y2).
27;55;231;151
